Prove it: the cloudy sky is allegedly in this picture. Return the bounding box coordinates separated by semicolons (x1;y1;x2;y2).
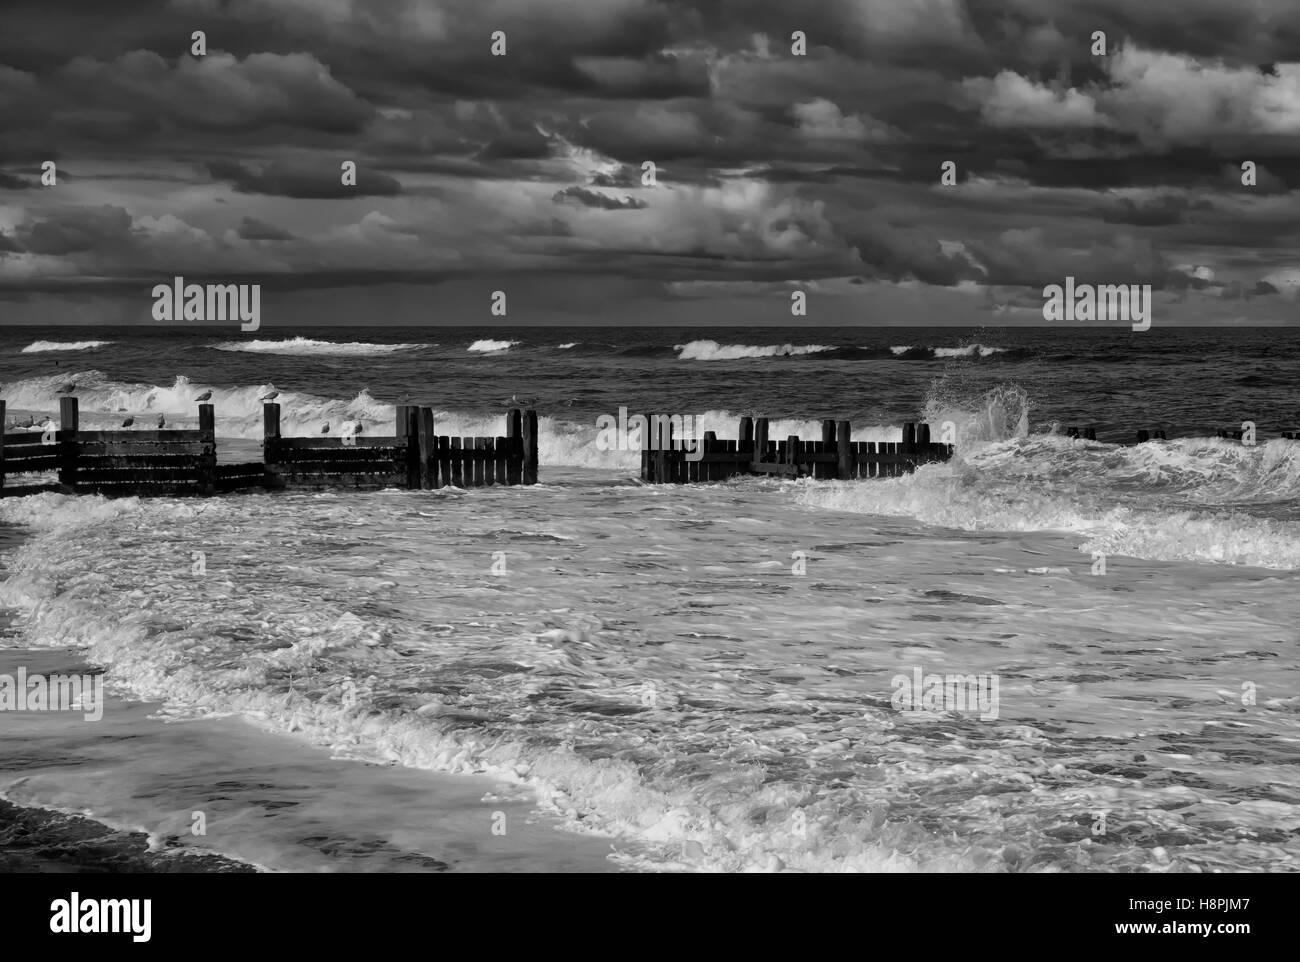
1;0;1299;326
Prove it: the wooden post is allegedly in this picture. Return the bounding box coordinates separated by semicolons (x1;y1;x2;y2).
754;418;769;463
1136;429;1150;444
506;409;522;484
818;420;834;479
418;407;437;489
439;436;453;488
446;437;459;487
1083;427;1096;441
647;416;660;483
0;399;6;497
738;417;754;472
1154;429;1166;441
473;438;486;486
639;414;652;481
395;405;419;488
522;410;538;485
495;435;507;484
482;438;495;486
58;397;79;490
407;407;421;488
661;418;676;483
1066;426;1079;438
702;431;716;482
836;420;852;480
263;402;281;465
197;403;216;495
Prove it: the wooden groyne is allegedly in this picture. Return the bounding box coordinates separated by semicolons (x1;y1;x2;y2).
0;399;539;498
640;416;953;483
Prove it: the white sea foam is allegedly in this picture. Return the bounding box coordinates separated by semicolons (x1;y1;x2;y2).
891;344;1006;358
211;338;421;356
674;340;833;361
467;339;519;353
20;340;113;354
1;477;1293;873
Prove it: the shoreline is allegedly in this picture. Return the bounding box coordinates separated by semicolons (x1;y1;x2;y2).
0;516;621;873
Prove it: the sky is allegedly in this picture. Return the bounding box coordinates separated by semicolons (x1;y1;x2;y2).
1;0;1299;326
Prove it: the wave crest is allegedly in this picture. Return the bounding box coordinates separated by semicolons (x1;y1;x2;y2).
20;340;113;354
674;340;832;361
211;338;421;356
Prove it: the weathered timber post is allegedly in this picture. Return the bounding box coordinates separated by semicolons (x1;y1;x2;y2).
639;414;653;482
58;397;79;491
395;405;417;488
1083;427;1096;441
449;438;463;487
836;420;853;480
506;409;522;485
652;415;667;483
522;409;538;485
481;437;495;486
738;416;754;464
917;422;932;463
819;420;835;479
262;402;280;488
0;399;6;497
418;406;437;489
197;403;216;495
754;418;770;463
702;430;717;482
786;435;800;475
1136;429;1150;444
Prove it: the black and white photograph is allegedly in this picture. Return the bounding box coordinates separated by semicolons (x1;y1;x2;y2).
0;0;1290;938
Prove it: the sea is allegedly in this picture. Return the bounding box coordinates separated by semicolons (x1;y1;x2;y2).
0;325;1296;872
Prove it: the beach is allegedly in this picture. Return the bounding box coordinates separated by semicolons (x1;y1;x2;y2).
1;326;1298;872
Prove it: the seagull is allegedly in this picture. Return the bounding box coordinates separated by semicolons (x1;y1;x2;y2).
497;393;537;407
19;416;35;429
156;414;166;429
55;382;76;395
259;390;279;402
321;423;330;435
194;390;213;402
121;417;134;428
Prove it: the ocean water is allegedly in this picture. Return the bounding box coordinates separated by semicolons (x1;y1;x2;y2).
0;325;1297;872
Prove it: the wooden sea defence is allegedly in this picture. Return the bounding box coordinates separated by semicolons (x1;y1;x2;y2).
639;416;954;483
0;399;539;498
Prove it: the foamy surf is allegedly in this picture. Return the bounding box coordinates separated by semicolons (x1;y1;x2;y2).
674;340;833;361
1;475;1294;873
19;340;113;353
211;338;422;356
468;339;519;353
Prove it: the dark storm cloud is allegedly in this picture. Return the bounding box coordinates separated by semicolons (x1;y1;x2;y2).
1101;194;1195;226
207;159;401;197
237;216;295;240
0;0;1296;317
552;186;648;210
16;206;133;256
0;170;34;189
